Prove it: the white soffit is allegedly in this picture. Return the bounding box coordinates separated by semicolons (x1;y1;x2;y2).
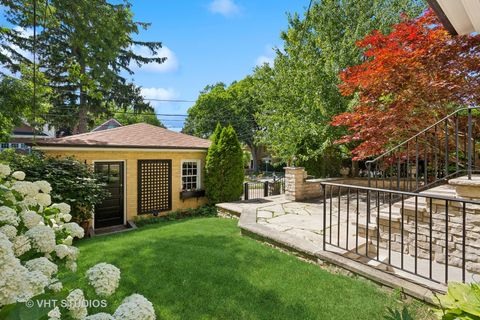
437;0;480;35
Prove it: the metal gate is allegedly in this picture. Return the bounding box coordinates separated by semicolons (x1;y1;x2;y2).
138;160;172;215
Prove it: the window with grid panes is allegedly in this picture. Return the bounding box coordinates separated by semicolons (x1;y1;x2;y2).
181;160;200;191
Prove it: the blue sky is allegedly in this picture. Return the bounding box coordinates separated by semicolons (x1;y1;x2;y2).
126;0;309;130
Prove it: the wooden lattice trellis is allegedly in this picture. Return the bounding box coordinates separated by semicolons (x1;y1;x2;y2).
137;160;172;214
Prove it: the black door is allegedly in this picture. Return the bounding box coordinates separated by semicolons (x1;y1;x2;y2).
94;162;124;228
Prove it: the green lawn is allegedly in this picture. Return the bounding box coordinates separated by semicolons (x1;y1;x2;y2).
75;218;430;319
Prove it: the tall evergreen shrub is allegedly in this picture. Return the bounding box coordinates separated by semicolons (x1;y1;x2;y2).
205;123;222;202
205;124;244;203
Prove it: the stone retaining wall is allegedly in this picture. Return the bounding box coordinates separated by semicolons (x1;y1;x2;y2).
373;195;480;274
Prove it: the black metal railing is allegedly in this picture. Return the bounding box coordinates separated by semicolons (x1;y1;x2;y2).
366;107;480;192
321;181;480;284
243;177;285;200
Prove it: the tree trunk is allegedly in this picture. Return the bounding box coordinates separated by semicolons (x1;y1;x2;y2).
74;49;88;134
250;144;260;173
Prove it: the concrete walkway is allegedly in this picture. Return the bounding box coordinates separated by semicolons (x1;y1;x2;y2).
217;195;451;304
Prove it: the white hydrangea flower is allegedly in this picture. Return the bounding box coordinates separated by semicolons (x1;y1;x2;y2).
34;180;52;194
85;313;114;320
18;196;38;210
24;270;49;298
63;222;85;239
11;171;26;181
3;191;17;204
51;202;71;215
47;306;61;320
25;257;58;278
63;235;73;246
65;289;88;320
12;235;31;257
0;232;13;264
0;164;11;177
21;210;43;229
62;213;73;223
86;263;120;297
48;278;63;292
0;206;19;226
0;258;34;305
25;225;56;253
12;181;40;197
54;244;79;260
35;193;52;207
0;225;17;240
113;294;156;320
66;260;77;272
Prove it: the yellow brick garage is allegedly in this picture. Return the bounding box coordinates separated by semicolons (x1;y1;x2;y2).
34;123;211;230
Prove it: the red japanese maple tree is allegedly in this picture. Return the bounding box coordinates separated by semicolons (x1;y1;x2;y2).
331;9;480;160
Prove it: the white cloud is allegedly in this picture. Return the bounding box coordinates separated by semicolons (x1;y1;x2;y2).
208;0;241;17
255;45;276;67
140;87;177;102
130;45;179;73
255;55;274;67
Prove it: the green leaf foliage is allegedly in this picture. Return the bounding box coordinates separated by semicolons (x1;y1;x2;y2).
205;125;244;203
183;77;263;171
0;0;164;133
0;150;109;223
253;0;426;165
435;282;480;320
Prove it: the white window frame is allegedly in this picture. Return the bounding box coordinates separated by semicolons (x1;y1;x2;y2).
181;159;201;191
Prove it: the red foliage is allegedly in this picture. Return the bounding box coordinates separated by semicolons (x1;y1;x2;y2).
332;9;480;160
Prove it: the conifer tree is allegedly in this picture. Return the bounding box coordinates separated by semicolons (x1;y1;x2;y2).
205;123;223;203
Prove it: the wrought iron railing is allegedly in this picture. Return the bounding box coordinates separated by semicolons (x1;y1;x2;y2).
366;107;480;192
321;182;480;284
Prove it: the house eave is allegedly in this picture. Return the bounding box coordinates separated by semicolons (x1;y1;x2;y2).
427;0;480;35
32;145;208;153
426;0;458;35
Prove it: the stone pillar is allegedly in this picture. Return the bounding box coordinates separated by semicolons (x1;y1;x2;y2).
284;167;306;201
449;175;480;199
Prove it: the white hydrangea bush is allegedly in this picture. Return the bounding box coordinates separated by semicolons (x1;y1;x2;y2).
0;166;85;306
0;164;156;319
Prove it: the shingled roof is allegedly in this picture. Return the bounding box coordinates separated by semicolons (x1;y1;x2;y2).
34;123;211;150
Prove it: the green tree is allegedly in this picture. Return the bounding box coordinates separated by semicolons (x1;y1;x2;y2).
184;76;262;171
254;0;426;173
94;105;165;129
0;0;165;133
205;125;244;203
0;67;51;141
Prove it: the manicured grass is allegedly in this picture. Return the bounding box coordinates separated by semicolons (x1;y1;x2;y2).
75;218;429;319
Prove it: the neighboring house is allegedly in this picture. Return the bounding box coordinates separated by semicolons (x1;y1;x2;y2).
91;118;123;132
33;123;211;229
0;124;55;153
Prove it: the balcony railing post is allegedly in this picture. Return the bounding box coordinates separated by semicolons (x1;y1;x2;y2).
322;184;326;251
367;162;371;187
468;107;473;180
